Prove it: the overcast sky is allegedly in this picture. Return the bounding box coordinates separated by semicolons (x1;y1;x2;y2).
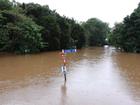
15;0;140;27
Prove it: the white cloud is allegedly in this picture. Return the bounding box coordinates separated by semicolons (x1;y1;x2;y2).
15;0;140;27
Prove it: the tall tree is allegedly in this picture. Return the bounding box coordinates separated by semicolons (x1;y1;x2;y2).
0;10;44;54
109;3;140;53
82;18;110;46
0;0;12;10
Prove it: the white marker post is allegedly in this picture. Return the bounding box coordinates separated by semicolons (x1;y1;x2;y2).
60;50;67;81
61;65;67;81
60;49;77;81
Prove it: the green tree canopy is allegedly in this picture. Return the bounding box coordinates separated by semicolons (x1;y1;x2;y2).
0;0;111;54
0;10;44;54
82;18;110;46
0;0;12;10
109;3;140;53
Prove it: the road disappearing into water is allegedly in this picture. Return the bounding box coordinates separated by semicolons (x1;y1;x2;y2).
0;47;140;105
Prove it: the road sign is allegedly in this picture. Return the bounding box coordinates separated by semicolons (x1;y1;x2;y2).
62;49;77;54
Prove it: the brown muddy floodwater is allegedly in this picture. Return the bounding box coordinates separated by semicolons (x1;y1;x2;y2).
0;47;140;105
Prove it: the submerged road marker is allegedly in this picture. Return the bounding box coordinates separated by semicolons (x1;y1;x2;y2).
60;49;77;81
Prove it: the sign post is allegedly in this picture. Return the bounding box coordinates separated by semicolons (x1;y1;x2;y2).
60;49;77;81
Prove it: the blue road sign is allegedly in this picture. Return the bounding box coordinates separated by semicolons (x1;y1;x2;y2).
63;49;77;54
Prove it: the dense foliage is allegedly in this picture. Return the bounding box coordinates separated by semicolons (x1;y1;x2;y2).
0;10;44;54
0;0;12;10
108;3;140;53
0;0;87;53
82;18;110;46
21;3;86;50
0;0;110;54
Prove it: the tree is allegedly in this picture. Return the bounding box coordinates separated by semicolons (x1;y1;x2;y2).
82;18;110;46
109;3;140;53
0;0;86;54
22;3;86;50
0;0;12;10
57;16;71;49
108;23;124;49
0;10;45;54
71;23;85;48
22;3;62;50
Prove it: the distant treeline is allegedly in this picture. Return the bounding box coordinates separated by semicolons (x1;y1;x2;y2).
108;3;140;53
0;0;110;54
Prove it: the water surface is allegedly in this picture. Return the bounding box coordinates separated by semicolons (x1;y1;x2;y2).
0;47;140;105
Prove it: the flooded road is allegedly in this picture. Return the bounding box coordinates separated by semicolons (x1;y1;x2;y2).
0;47;140;105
